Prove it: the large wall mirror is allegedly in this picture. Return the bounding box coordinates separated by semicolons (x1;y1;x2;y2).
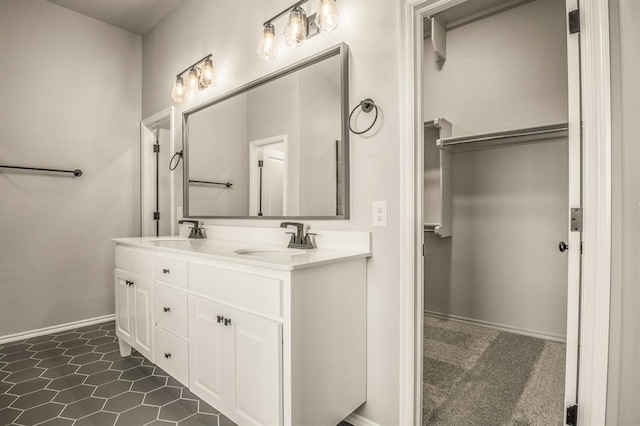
183;43;349;219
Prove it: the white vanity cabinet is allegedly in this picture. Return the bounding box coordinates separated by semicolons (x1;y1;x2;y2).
114;268;153;360
113;239;368;426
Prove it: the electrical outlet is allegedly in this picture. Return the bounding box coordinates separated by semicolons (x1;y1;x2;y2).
372;201;387;227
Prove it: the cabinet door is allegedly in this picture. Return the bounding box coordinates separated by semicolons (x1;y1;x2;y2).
228;308;282;426
188;296;229;411
132;275;153;360
115;269;133;345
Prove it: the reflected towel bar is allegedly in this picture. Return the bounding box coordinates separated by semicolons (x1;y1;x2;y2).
0;164;82;177
189;179;232;188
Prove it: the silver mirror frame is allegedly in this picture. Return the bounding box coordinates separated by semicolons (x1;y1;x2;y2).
182;43;350;220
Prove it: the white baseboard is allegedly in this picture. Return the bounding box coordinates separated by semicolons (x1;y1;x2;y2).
0;314;116;344
424;310;566;343
345;413;382;426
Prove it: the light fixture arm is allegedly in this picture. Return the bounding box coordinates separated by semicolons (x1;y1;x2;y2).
175;54;213;78
263;0;311;26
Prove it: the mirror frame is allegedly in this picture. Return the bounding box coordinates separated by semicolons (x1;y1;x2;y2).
182;43;350;220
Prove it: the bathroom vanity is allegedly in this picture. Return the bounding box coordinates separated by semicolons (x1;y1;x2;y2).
112;228;370;426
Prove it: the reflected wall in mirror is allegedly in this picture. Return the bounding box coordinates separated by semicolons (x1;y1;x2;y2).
184;43;349;219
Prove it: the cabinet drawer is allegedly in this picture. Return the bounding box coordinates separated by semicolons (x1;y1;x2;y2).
154;283;188;339
189;263;282;317
115;246;153;277
154;327;189;386
153;255;187;288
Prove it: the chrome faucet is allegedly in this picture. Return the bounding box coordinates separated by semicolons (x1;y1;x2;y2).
179;220;207;239
280;222;315;249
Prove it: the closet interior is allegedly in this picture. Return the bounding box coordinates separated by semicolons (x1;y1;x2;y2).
421;0;571;425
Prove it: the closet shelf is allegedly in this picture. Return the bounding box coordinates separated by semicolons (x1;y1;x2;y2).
436;123;568;152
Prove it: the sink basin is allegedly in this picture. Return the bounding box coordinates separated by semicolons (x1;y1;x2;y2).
234;248;307;257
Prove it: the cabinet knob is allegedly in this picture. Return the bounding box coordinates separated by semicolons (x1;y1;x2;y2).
217;315;224;324
125;280;134;286
164;353;171;359
163;307;171;313
162;268;170;274
224;318;232;326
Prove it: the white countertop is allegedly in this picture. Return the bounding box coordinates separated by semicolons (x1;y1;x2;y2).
112;236;371;271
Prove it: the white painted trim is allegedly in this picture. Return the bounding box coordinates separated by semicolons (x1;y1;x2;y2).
576;1;612;425
141;107;176;236
424;311;566;343
344;412;382;426
0;314;115;344
249;134;289;216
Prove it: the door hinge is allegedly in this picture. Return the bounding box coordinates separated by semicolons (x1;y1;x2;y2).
258;160;264;168
422;244;425;257
153;211;160;220
569;9;580;34
566;404;578;425
153;144;160;153
571;208;583;232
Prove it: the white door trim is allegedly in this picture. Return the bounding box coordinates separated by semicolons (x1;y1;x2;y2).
141;107;176;236
249;134;289;216
397;1;612;425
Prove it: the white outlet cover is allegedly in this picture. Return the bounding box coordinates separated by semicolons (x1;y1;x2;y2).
372;201;387;227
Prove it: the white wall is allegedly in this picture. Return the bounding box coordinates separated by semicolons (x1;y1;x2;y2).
0;1;141;335
142;0;400;423
422;0;569;337
607;0;640;423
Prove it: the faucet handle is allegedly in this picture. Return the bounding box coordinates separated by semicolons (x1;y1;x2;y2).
285;232;296;244
303;232;316;249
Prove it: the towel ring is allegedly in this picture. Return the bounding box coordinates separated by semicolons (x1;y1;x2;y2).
349;98;378;135
169;150;183;171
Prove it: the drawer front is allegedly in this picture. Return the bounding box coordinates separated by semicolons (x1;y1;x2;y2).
154;283;188;339
154;327;189;386
153;255;187;288
189;263;282;317
115;246;153;277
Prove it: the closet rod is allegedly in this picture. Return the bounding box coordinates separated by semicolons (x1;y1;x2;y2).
0;164;82;177
437;122;569;153
189;179;232;188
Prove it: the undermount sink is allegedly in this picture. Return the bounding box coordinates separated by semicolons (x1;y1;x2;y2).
234;248;307;256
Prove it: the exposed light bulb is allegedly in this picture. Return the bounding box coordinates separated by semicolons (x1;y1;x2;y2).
284;7;307;47
315;0;340;32
171;76;186;103
186;68;199;96
201;58;215;87
257;23;277;60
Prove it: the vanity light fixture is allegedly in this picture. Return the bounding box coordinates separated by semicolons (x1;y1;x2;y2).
171;54;215;103
257;0;340;60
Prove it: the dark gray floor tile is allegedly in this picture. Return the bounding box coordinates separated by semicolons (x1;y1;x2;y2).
64;344;96;357
47;373;87;390
41;364;78;379
0;407;22;425
100;323;116;331
79;330;108;339
53;332;81;342
74;410;117;426
101;350;125;362
29;340;61;352
144;386;182;406
0;370;8;381
87;336;115;346
181;388;200;401
72;352;103;365
159;399;198;422
147;420;177;426
93;379;132;398
11;388;57;409
5;367;44;383
24;335;55;345
2;358;39;372
166;376;183;388
37;355;73;368
1;350;35;363
74;324;103;334
58;338;88;349
114;404;159;426
0;381;11;393
53;384;96;403
178;413;219;426
7;377;51;395
109;357;143;371
198;400;220;415
84;369;120;385
119;366;154;381
153;366;170;377
131;375;166;393
77;360;111;375
14;402;64;425
59;396;106;419
0;343;31;354
38;417;74;425
103;391;144;412
94;342;120;353
218;414;235;426
0;393;17;407
32;348;66;360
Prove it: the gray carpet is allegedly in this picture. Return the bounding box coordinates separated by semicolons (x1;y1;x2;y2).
423;315;565;426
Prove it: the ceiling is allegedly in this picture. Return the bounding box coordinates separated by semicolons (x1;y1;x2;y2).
46;0;183;35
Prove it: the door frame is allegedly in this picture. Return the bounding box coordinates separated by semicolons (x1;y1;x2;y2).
249;134;289;216
141;107;176;236
398;1;612;425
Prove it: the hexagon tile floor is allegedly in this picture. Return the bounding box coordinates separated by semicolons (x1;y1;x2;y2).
0;321;237;426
